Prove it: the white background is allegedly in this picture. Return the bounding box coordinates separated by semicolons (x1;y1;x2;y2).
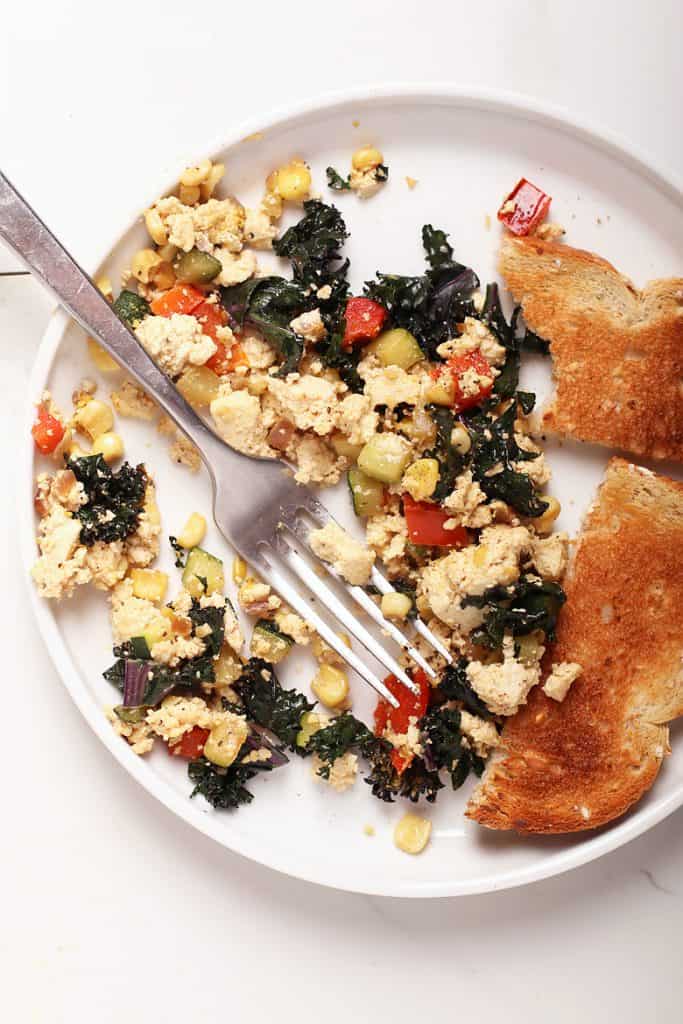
2;2;682;1021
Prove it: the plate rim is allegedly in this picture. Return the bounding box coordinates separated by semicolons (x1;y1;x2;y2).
20;83;683;898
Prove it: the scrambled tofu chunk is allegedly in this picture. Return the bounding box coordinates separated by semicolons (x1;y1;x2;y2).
31;503;89;599
366;513;408;576
145;695;247;750
311;751;359;792
443;470;492;528
437;317;507;366
293;436;342;486
243;207;278;249
309;521;375;586
543;661;582;702
110;578;161;643
459;711;500;758
362;365;423;409
529;533;569;581
210;387;274;458
214;248;257;286
153;195;245;253
110;380;157;421
267;374;343;435
136;314;216;379
466;635;541;716
336;393;378;446
289;308;326;343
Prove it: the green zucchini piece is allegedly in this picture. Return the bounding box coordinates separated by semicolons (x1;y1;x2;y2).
369;328;424;369
250;619;294;664
174;248;222;285
347;467;384;517
357;433;411;484
113;290;151;328
182;547;225;599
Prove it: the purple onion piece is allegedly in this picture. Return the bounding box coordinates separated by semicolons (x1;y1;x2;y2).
122;660;151;708
422;741;437;774
242;728;289;768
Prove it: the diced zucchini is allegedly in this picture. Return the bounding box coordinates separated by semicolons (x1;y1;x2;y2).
368;328;424;369
112;289;150;328
174;248;222;284
348;467;385;517
141;616;171;649
114;705;148;724
331;433;364;461
425;373;455;406
214;646;244;688
357;433;412;484
177;366;221;408
182;547;225;599
296;711;325;749
250;619;294;664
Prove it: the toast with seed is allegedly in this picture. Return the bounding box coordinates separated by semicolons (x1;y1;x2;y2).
466;458;683;834
499;235;683;461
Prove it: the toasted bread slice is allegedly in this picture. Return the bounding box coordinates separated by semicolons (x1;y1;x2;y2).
499;235;683;461
466;458;683;834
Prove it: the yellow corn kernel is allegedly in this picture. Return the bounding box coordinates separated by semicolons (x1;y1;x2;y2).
533;495;561;534
74;398;114;440
178;183;201;206
91;431;124;463
176;365;221;407
473;544;488;568
95;276;114;301
177;512;207;549
180;159;212;188
150;261;176;291
204;718;248;769
401;458;440;502
232;556;247;583
131;248;163;284
380;591;413;621
87;337;120;373
425;375;455;406
352;146;384;172
130;568;168;603
200;162;225;201
450;424;471;455
274;160;311;202
393;812;432;855
144;208;167;246
311;664;349;709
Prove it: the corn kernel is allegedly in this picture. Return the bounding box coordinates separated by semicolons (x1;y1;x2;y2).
311;664;349;709
91;431;124;463
380;591;413;621
393;812;432;855
199;162;225;201
274;160;311;202
95;276;113;301
150;261;176;290
204;718;248;768
74;398;114;440
401;458;440;501
232;556;247;583
87;337;119;373
131;248;163;284
177;512;207;549
425;375;455;406
176;365;220;407
352;146;384;172
180;159;212;188
473;544;488;568
144;208;167;246
533;495;561;534
450;424;471;455
130;568;168;603
178;184;201;206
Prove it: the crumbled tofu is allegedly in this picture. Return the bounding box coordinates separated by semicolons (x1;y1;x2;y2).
31;503;89;599
125;484;161;566
241;334;276;369
110;380;158;421
349;167;385;199
543;661;582;702
107;708;155;754
535;222;565;241
383;715;423;760
214;247;257;286
293;436;342;485
336;393;378;446
210;387;274;458
145;694;247;749
421;525;530;633
243;207;278;249
238;579;281;615
362;365;423;409
309;521;375;586
466;635;541;716
150;632;205;666
136;314;217;378
169;435;201;472
459;711;500;758
274;610;312;646
459;366;493;398
311;752;359;792
443;470;492;528
436;317;507;367
289;308;326;343
203;591;244;652
529;533;568;581
267;374;343;435
514;435;551;487
110;578;161;643
85;540;128;590
153;195;245;253
366;513;408;576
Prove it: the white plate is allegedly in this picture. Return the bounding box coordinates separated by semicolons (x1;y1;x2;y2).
21;87;683;897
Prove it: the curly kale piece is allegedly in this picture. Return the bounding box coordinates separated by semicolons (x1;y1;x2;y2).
169;536;187;568
188;758;259;810
423;405;467;502
221;276;308;376
438;659;493;721
235;658;314;752
464;575;566;650
326;166;351;191
306;712;376;778
67;454;147;546
273;199;349;291
420;706;484;792
112;289;150;328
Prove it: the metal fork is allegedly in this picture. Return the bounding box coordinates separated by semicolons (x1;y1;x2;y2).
1;172;452;708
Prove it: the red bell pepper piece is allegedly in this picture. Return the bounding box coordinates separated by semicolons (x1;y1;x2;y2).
168;726;210;760
206;340;249;375
31;403;65;455
448;350;494;413
150;284;205;317
403;494;470;548
374;670;431;774
497;178;552;236
342;296;387;348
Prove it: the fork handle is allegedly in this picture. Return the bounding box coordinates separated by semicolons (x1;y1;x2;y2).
0;170;226;468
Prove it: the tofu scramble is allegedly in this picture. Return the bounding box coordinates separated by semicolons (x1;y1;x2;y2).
30;152;580;842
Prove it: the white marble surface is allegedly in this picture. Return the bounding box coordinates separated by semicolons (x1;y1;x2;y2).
2;2;682;1020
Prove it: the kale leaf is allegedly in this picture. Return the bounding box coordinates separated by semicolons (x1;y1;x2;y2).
273;199;349;291
169;535;187;568
306;712;376;778
316;328;364;392
112;289;150;328
67;454;147;546
326;166;351;191
419;706;484;791
464;575;567;649
235;658;314;752
438;659;493;720
221;277;307;377
188;758;260;810
424;405;467;502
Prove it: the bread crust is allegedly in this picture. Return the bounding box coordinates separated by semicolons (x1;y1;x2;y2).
466;459;683;834
498;235;683;461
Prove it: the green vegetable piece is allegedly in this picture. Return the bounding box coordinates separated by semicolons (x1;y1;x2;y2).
112;289;150;328
174;248;222;285
369;328;424;369
250;619;294;664
347;467;385;517
236;659;315;752
357;433;411;484
296;710;325;749
67;454;147;547
326;166;351;191
182;547;224;599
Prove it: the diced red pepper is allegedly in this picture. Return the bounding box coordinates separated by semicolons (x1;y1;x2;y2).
374;670;431;774
403;494;470;548
206;340;249;376
31;403;65;455
150;284;205;317
448;351;494;413
168;726;210;760
342;296;387;348
192;299;228;341
497;178;552;236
